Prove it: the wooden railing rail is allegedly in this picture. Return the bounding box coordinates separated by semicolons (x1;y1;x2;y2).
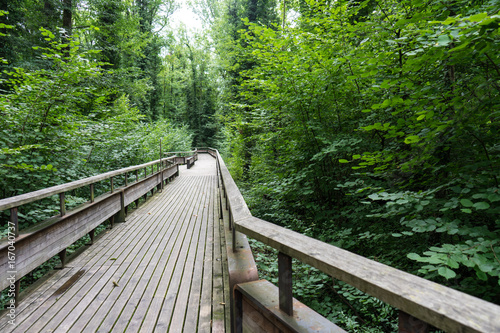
203;147;500;333
164;149;198;165
0;156;177;213
0;156;179;300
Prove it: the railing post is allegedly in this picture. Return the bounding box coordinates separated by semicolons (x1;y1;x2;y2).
14;280;20;306
278;252;293;316
399;311;429;333
110;177;114;193
234;289;243;333
59;192;66;217
58;248;67;268
88;228;96;245
114;191;126;223
90;183;94;203
136;170;139;182
125;173;128;186
10;207;19;237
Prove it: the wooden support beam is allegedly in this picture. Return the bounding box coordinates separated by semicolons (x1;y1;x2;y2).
88;228;96;245
278;252;293;316
125;173;128;186
90;183;94;203
110;177;114;193
58;249;67;268
10;207;19;237
114;191;126;223
234;289;244;333
14;280;20;306
59;192;66;217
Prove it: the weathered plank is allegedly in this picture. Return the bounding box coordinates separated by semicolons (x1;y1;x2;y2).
0;165;179;292
236;216;500;333
236;280;346;333
0;154;226;333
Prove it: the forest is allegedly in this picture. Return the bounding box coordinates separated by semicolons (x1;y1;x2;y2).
1;0;499;331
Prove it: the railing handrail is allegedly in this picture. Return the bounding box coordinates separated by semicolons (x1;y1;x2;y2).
163;149;198;156
205;147;500;333
0;156;177;212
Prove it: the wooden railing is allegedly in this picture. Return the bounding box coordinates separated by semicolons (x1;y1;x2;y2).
0;156;179;300
164;149;199;165
201;147;500;333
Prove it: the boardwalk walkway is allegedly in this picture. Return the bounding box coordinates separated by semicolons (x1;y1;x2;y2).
0;154;230;332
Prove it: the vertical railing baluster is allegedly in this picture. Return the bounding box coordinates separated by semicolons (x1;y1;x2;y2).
136;170;139;182
10;207;19;237
90;183;94;203
110;177;114;193
125;173;128;187
278;252;293;316
59;192;66;217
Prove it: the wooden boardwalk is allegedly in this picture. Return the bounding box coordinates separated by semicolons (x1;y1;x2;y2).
0;154;230;332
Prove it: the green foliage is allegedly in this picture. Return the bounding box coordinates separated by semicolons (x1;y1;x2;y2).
0;31;193;229
216;0;500;329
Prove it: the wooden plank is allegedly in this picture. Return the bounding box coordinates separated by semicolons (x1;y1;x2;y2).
50;180;188;332
126;177;207;332
236;280;346;333
0;165;178;292
86;176;198;332
198;180;215;333
220;203;232;333
278;252;293;316
165;176;213;332
11;185;176;332
148;176;211;332
65;176;190;331
0;268;75;330
212;175;226;333
1;155;229;333
182;178;212;333
236;216;500;333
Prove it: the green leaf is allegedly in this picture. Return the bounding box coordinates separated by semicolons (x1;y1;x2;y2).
339;159;349;163
460;199;473;207
438;267;456;279
437;35;451;46
476;270;488;281
407;253;421;260
473;201;490;210
404;135;420;144
468;13;488;22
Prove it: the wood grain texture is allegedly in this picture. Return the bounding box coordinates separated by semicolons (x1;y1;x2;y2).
0;165;178;292
235;217;500;333
0;154;228;333
236;280;346;333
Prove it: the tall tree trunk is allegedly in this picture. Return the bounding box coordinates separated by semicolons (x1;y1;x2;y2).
62;0;72;37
